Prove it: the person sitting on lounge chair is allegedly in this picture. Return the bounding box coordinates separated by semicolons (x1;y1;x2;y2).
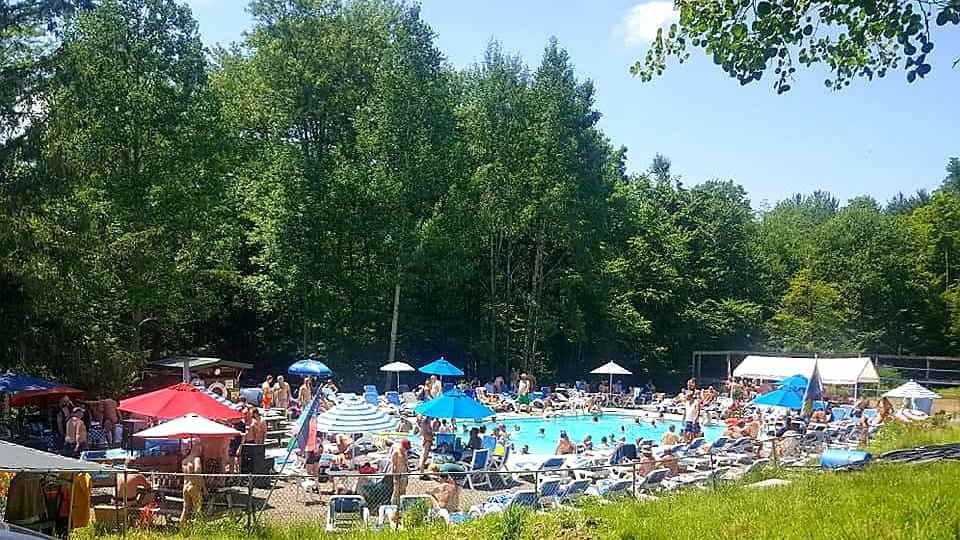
657;448;680;476
428;473;461;512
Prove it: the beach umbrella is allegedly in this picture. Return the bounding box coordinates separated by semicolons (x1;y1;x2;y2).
882;380;941;400
380;361;415;390
414;389;494;420
419;357;464;384
777;374;809;391
288;358;333;379
133;413;241;439
314;395;397;434
119;383;243;421
0;373;84;407
752;386;805;410
590;361;632;402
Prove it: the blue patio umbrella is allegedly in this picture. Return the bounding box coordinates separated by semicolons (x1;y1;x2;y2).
418;357;464;384
414;389;494;420
288;359;333;379
752;386;805;410
777;374;809;391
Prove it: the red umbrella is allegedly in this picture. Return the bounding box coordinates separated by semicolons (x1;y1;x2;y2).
119;383;242;421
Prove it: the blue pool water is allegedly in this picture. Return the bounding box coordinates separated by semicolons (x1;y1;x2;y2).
449;414;724;455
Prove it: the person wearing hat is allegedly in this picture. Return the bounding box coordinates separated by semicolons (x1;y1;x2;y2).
62;407;88;457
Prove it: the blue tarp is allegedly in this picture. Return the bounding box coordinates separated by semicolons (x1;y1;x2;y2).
0;373;61;393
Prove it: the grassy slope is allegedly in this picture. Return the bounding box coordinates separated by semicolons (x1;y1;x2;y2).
867;418;960;454
81;421;960;540
84;461;960;540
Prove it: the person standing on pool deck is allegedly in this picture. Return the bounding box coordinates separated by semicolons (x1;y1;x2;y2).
682;392;702;442
417;415;434;470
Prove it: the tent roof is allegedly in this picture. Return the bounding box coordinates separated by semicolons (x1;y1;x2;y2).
0;440;114;472
149;357;252;371
733;356;879;385
882;380;941;399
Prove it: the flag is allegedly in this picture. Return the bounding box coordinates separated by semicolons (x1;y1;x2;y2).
283;392;322;464
802;361;824;416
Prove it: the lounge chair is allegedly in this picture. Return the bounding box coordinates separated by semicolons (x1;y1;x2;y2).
537;478;564;508
466;448;492;490
541;456;566;472
385;391;401;407
636;467;670;492
587;478;633;499
557;479;592;504
472;490;540;516
327;496;370;531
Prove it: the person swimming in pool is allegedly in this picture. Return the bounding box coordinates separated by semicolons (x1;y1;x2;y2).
514;425;521;432
538;427;546;437
592;416;599;423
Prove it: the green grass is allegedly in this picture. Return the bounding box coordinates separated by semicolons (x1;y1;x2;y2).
867;416;960;454
937;386;960;399
79;461;960;540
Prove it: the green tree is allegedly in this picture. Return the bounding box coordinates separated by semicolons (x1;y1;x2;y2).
765;269;863;352
633;0;960;93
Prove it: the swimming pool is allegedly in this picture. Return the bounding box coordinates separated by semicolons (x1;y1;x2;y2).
455;413;724;455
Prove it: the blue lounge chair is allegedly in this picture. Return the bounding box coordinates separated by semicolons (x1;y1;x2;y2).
831;408;851;422
474;489;540;516
537;478;564;508
481;435;497;450
466;448;492;490
813;400;828;411
636;467;670;492
326;496;370;531
862;408;878;419
557;479;592;504
385;391;400;407
541;386;551;396
443;382;454;393
588;478;633;499
609;443;638;465
363;385;378;394
541;456;566;473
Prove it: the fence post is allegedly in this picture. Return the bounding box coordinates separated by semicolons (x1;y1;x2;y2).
770;438;779;468
121;468;128;537
533;470;540;503
246;473;254;529
631;462;637;497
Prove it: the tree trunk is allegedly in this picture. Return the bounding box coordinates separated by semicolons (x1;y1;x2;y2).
388;281;401;363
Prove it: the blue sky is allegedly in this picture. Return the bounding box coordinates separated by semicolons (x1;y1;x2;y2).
184;0;960;209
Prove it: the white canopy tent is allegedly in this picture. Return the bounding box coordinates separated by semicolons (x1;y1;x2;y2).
733;355;880;398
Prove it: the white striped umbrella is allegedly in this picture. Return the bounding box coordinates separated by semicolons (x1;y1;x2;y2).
882;380;941;400
314;395;397;434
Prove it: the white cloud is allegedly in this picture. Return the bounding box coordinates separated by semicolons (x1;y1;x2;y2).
621;1;679;46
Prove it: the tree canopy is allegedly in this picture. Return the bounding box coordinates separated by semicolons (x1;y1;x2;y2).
1;0;958;395
633;0;960;93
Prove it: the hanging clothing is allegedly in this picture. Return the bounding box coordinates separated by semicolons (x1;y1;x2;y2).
5;473;47;524
69;473;92;529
